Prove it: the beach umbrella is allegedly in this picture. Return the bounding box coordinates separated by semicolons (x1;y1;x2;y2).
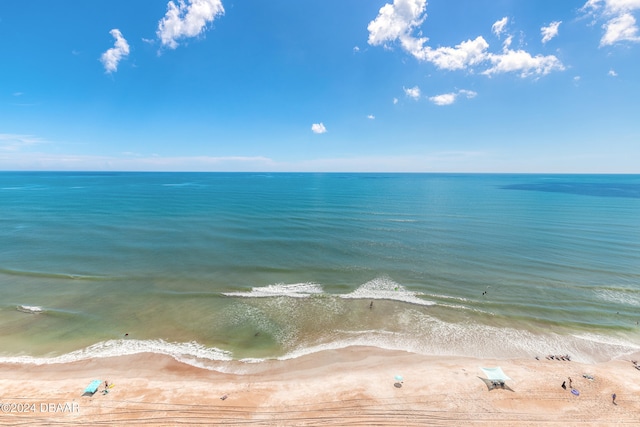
393;375;403;388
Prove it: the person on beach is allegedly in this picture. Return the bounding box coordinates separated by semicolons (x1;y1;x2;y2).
561;381;566;390
612;393;617;404
568;377;572;388
369;301;373;309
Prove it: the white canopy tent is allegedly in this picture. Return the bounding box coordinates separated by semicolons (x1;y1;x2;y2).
481;367;511;381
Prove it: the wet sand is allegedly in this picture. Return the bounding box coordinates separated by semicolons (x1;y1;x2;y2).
1;347;639;426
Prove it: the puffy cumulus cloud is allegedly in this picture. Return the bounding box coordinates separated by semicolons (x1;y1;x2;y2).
368;0;563;78
428;89;477;106
582;0;640;45
584;0;640;14
157;0;225;49
367;0;427;47
492;17;509;37
483;49;564;77
367;114;376;119
404;85;421;99
429;93;455;106
601;12;640;44
541;21;562;43
311;123;327;134
608;68;618;76
100;29;130;73
419;37;489;70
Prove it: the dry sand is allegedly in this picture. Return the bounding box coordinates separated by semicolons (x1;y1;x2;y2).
1;347;639;426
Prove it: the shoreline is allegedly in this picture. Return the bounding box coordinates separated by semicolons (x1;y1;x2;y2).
2;347;639;425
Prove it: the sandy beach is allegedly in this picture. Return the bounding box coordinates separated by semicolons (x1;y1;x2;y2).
1;347;639;426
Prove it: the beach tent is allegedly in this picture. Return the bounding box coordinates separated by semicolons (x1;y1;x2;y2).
479;367;514;391
83;380;102;396
481;367;511;382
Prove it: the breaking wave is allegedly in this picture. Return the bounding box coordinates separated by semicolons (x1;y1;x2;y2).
0;339;232;368
223;276;434;306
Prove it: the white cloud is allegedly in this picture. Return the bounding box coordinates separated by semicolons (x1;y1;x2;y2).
492;17;509;37
367;0;427;47
311;123;327;134
502;35;513;50
100;29;130;73
404;85;421;99
419;37;489;70
582;0;640;45
541;21;562;43
585;0;640;14
367;114;376;120
353;46;360;52
459;89;477;98
429;93;456;106
429;89;477;106
157;0;225;49
601;12;640;45
368;0;563;77
483;49;564;77
608;68;618;76
393;97;399;104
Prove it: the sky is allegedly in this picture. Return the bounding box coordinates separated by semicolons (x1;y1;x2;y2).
1;0;639;173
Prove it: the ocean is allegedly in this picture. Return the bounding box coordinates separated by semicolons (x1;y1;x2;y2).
1;172;639;367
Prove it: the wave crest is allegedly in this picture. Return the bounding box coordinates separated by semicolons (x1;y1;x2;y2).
340;277;434;306
0;339;232;367
223;282;323;298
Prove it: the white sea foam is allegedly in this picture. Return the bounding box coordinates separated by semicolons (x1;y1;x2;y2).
161;182;205;188
0;185;45;191
17;305;43;314
594;289;640;307
222;278;433;306
424;293;473;303
0;339;232;367
273;310;640;364
223;282;323;298
569;332;640;350
1;329;636;370
340;277;434;306
422;293;493;313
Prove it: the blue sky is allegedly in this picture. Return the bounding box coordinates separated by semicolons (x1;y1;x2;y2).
1;0;639;172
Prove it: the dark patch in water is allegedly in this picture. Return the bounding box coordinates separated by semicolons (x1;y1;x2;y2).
502;182;640;199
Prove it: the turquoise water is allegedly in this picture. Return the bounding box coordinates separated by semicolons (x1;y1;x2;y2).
1;172;639;365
